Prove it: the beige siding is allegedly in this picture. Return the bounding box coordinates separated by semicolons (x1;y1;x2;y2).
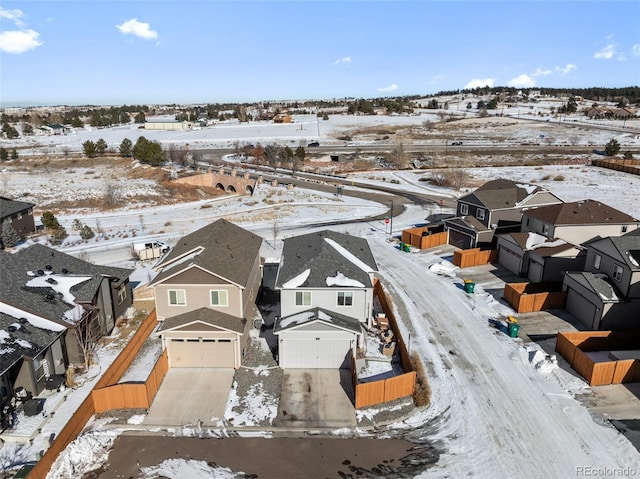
554;224;634;245
519;191;563;208
241;255;262;319
164;329;240;368
154;283;242;320
164;267;232;286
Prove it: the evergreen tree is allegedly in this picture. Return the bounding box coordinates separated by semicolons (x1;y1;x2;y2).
119;138;133;157
82;140;97;158
605;139;621;156
95;138;108;155
134;112;146;124
41;211;61;230
2;123;19;139
132;136;164;166
0;148;8;161
1;220;21;248
79;224;95;240
10;149;18;160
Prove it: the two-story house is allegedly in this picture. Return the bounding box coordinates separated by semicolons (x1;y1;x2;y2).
444;179;563;249
149;219;263;369
0;244;132;407
497;199;640;282
274;230;378;368
0;196;37;243
563;233;640;330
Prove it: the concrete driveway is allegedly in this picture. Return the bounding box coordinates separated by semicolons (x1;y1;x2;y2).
145;368;234;426
275;369;356;428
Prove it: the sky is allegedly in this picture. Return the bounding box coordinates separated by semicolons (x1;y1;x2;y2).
1;1;639;106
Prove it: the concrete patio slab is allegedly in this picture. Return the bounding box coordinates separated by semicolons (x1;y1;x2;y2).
145;368;234;426
275;369;355;429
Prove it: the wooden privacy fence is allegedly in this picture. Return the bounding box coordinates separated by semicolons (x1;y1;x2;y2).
556;331;640;386
401;226;448;250
352;281;417;409
452;248;498;268
593;158;640;176
93;350;168;412
503;282;566;313
27;310;159;479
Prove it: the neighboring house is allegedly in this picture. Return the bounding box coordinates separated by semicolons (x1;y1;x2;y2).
274;230;378;369
0;196;36;240
0;244;132;399
496;232;585;282
520;199;640;245
563;234;640;330
445;179;563;249
149;219;263;369
144;120;192;131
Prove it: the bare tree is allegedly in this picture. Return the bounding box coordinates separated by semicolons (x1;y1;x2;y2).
103;178;121;208
264;144;280;171
73;310;101;370
272;220;279;249
389;142;408;169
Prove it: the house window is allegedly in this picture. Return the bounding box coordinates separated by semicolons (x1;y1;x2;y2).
210;290;228;306
476;209;485;221
459;204;469;215
612;264;623;282
337;291;353;306
622;225;628;233
117;287;127;305
168;289;186;306
592;253;601;270
295;291;311;306
525;217;531;228
542;224;550;235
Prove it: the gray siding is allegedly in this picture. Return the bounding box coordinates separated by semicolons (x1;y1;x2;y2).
280;288;373;323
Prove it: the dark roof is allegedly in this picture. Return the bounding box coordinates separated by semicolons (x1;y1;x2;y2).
0;313;63;376
276;230;377;289
157;307;246;334
459;179;542;210
152;219;262;287
274;307;361;334
0;244;132;327
0;196;35;220
566;272;622;302
590;235;640;271
444;215;491;233
523;199;638;225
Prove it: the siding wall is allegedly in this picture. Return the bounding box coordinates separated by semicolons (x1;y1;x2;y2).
280;288;372;323
155;283;242;320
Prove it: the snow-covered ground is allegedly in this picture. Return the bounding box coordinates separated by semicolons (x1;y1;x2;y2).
2;114;640;477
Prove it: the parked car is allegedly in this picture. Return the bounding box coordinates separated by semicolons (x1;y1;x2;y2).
451;141;463;146
307;141;320;147
133;240;170;260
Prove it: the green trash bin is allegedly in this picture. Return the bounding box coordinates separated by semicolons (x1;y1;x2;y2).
508;322;520;338
463;279;475;293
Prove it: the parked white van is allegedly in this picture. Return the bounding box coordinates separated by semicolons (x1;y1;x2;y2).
132;241;170;261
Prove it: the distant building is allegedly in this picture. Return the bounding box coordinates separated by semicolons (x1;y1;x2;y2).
144;120;192;131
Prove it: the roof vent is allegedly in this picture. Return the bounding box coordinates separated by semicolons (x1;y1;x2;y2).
46;277;57;285
18;318;28;324
45;265;53;270
62;268;68;274
45;293;55;301
37;270;45;276
8;325;17;333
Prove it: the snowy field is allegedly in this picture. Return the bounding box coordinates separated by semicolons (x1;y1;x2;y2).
2;111;640;477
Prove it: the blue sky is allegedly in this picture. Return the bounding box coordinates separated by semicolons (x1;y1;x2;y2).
1;1;639;106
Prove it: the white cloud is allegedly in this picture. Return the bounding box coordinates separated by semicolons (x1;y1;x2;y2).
377;83;398;92
532;67;552;77
555;64;577;75
0;29;42;54
632;44;640;57
0;7;25;27
116;18;158;41
333;56;351;65
508;74;535;88
464;78;494;89
594;35;615;60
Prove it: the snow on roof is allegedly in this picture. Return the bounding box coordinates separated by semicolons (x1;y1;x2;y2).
0;301;66;332
525;232;566;250
278;310;317;329
516;183;538;195
324;238;374;273
282;268;310;289
627;251;640;268
326;272;365;288
26;273;92;305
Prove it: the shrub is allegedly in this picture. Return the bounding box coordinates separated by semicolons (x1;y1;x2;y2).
553;175;565;181
410;351;431;407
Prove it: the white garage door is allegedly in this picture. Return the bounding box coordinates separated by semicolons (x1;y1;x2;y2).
565;289;598;330
498;245;522;275
169;338;235;368
281;338;352;369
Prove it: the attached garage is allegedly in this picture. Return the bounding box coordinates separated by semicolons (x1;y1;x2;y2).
275;307;361;369
158;307;247;369
565;288;599;330
498;245;524;275
448;229;474;250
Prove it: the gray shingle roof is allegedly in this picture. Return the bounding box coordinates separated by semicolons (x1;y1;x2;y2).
0;196;34;220
276;230;377;289
274;307;361;334
0;313;63;376
157;306;246;334
524;199;638;225
445;215;491;233
152;219;262;287
459;179;542;210
567;272;622;302
590;235;640;271
0;244;132;327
